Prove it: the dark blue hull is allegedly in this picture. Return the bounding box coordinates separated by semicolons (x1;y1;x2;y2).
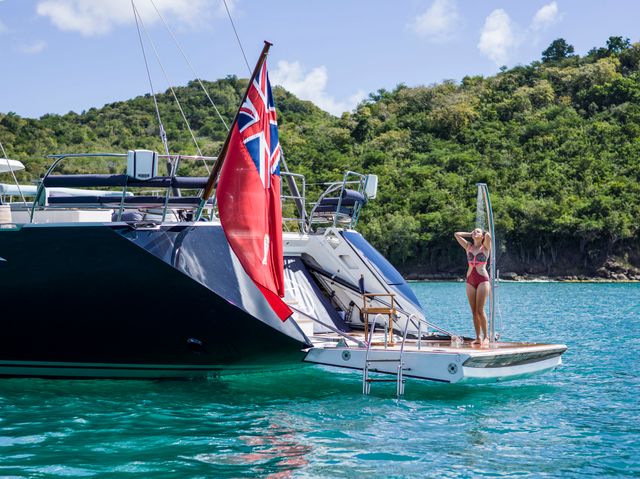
0;223;309;378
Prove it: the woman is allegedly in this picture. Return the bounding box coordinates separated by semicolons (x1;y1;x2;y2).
454;228;491;346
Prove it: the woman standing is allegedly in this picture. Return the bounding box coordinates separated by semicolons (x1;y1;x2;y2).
455;228;491;346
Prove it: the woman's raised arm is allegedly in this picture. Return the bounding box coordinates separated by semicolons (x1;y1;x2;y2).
454;231;470;249
482;231;492;251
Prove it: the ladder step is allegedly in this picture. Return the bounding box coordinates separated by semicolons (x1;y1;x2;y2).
365;378;404;383
367;359;402;363
367;368;410;373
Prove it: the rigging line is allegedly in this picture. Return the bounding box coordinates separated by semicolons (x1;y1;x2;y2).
131;0;170;157
0;140;27;207
148;0;230;133
132;2;209;172
222;0;252;75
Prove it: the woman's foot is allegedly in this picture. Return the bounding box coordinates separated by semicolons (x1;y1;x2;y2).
482;337;490;348
471;338;481;346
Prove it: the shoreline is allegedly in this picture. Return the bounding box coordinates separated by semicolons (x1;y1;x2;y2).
405;274;640;283
407;278;639;283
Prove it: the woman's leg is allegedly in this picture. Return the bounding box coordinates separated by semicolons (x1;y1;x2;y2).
475;281;490;345
466;282;480;343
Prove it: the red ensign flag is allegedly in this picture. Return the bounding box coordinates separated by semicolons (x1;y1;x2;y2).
216;60;292;321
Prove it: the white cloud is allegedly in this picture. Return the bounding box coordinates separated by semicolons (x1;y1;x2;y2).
409;0;460;42
216;0;237;16
0;18;7;34
36;0;213;36
478;9;515;65
532;1;560;30
270;60;365;116
19;41;47;54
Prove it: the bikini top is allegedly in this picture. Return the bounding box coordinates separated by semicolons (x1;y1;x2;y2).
467;246;488;268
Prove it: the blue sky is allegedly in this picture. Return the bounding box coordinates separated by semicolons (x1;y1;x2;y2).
0;0;638;118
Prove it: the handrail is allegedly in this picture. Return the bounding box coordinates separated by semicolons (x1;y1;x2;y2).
363;297;454;339
46;153;128;160
333;171;349;229
307;171;368;231
398;313;415;395
368;297;454;338
414;315;454;338
395;313;416;396
45;153;215;160
31;154;122;222
333;171;366;229
30;154;76;223
399;314;416;359
280;171;307;232
28;152;216;223
364;313;384;359
361;313;384;394
307;183;342;223
288;305;366;348
305;261;457;338
307;180;364;187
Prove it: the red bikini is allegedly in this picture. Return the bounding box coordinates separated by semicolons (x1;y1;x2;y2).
466;246;489;288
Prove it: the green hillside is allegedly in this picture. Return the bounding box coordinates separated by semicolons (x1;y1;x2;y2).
1;37;639;278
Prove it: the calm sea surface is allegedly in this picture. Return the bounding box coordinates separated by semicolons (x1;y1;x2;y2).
0;282;638;478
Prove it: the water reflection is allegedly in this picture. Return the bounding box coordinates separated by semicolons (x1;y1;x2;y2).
193;419;311;478
238;423;311;478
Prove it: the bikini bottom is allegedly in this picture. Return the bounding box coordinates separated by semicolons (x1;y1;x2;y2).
466;268;489;288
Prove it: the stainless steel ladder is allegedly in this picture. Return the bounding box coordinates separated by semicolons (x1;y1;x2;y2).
362;314;415;397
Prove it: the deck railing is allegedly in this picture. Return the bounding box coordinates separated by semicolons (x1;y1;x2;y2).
26;152;216;223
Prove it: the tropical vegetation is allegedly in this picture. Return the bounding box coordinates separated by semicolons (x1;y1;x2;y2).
1;37;639;276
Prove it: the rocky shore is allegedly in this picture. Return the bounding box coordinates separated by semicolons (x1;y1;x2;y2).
404;257;640;282
405;274;639;282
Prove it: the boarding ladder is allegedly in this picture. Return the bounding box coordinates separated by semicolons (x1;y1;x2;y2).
293;304;448;398
362;314;415;397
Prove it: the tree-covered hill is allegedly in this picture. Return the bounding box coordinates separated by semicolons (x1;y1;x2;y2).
1;37;639;279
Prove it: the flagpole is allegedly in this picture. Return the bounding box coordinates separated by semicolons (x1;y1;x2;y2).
195;40;273;220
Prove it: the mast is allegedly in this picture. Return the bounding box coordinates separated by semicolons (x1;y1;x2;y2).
195;41;273;220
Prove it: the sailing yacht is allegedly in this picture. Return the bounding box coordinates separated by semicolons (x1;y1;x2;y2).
0;140;567;383
0;6;566;384
0;41;427;379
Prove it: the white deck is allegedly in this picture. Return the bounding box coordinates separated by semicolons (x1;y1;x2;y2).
304;333;567;384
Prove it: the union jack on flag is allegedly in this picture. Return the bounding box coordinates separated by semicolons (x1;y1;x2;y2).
237;61;281;188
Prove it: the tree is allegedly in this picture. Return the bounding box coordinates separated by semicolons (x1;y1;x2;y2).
542;39;576;63
606;36;631;54
2;47;639;276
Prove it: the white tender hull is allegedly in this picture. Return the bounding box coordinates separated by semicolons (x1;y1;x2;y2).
304;341;567;384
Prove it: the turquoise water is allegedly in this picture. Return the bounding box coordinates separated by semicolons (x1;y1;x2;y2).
0;283;638;478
